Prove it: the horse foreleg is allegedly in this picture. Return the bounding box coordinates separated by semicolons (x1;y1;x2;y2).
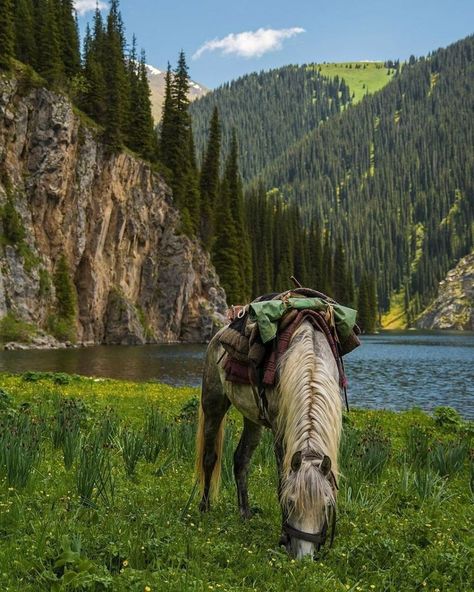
274;439;289;547
234;417;263;519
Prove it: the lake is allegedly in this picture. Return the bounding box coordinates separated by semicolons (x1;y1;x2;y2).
0;332;472;418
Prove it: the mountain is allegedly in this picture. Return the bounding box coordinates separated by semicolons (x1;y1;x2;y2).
0;71;226;348
146;64;208;123
190;61;395;180
256;37;473;317
415;251;474;331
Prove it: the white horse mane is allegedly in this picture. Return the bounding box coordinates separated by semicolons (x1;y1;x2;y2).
275;320;342;519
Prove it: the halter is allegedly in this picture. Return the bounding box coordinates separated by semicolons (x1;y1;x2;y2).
282;451;339;552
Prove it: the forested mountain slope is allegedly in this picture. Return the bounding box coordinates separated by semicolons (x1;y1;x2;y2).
191;63;393;181
257;37;474;317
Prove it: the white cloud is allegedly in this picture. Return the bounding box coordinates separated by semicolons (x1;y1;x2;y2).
74;1;107;16
192;27;305;60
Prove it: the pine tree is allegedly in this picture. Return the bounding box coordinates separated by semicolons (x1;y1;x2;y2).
159;62;175;169
357;275;370;332
200;106;221;249
321;230;333;296
212;176;242;304
53;254;76;320
309;220;323;289
367;274;378;331
14;0;36;66
222;130;252;299
57;0;80;78
168;50;192;207
183;128;200;233
80;20;107;124
35;0;64;84
0;0;15;69
127;48;156;160
103;0;128;151
333;238;347;304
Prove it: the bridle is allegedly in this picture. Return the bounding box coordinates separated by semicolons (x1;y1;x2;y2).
282;451;339;552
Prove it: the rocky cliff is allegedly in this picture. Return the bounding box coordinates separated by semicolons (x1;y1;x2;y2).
0;72;226;347
416;252;474;331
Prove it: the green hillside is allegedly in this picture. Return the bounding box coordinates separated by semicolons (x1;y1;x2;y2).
190;62;394;182
311;61;395;102
257;37;474;317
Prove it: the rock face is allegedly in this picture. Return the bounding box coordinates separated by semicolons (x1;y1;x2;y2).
0;73;226;345
416;252;474;330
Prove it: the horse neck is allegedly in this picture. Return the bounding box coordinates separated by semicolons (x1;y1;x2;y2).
276;322;342;477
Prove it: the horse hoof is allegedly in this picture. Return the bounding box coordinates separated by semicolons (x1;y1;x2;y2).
199;499;210;513
251;506;263;515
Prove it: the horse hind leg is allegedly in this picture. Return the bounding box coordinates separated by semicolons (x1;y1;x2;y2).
234;417;263;519
196;347;230;512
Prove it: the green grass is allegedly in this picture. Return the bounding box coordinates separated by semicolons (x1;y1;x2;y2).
0;372;472;591
308;62;395;103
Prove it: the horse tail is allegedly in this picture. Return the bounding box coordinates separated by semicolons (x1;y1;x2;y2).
195;401;226;500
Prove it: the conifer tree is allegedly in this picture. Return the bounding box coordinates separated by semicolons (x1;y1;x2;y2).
321;230;333;296
103;0;128;151
367;274;378;330
357;275;370;332
35;0;64;84
168;50;192;207
14;0;36;66
127;48;156;160
333;238;347;304
80;21;106;124
159;62;175;169
212;176;242;304
53;254;77;320
309;220;323;289
0;0;15;69
223;130;252;298
200;106;221;249
182;128;200;233
57;0;80;78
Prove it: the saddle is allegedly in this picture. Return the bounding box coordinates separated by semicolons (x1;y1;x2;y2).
218;287;361;396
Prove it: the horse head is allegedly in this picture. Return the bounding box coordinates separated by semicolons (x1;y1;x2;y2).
279;448;337;558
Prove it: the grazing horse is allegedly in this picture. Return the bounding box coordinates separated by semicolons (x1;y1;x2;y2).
195;319;342;559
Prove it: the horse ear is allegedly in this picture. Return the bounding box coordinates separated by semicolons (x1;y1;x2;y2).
291;451;302;471
320;455;332;476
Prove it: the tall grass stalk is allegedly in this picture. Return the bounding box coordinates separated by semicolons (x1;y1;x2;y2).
120;426;144;478
76;431;114;507
0;410;42;488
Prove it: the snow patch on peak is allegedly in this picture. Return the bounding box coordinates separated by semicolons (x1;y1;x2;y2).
146;64;162;76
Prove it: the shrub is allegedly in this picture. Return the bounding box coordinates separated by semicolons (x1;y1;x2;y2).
48;314;76;342
0;312;35;343
0;198;25;245
433;406;462;429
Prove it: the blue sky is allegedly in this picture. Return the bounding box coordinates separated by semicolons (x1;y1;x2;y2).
75;0;474;88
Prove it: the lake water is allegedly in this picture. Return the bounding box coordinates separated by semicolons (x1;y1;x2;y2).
0;332;472;418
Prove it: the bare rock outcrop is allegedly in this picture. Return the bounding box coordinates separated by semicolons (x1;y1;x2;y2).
415;252;474;330
0;73;226;345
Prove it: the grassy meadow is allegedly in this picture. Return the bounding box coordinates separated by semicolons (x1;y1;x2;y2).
0;372;472;592
308;62;395;103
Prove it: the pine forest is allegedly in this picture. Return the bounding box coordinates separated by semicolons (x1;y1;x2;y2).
1;1;473;332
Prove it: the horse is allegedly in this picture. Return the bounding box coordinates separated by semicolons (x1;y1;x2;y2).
195;319;343;559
